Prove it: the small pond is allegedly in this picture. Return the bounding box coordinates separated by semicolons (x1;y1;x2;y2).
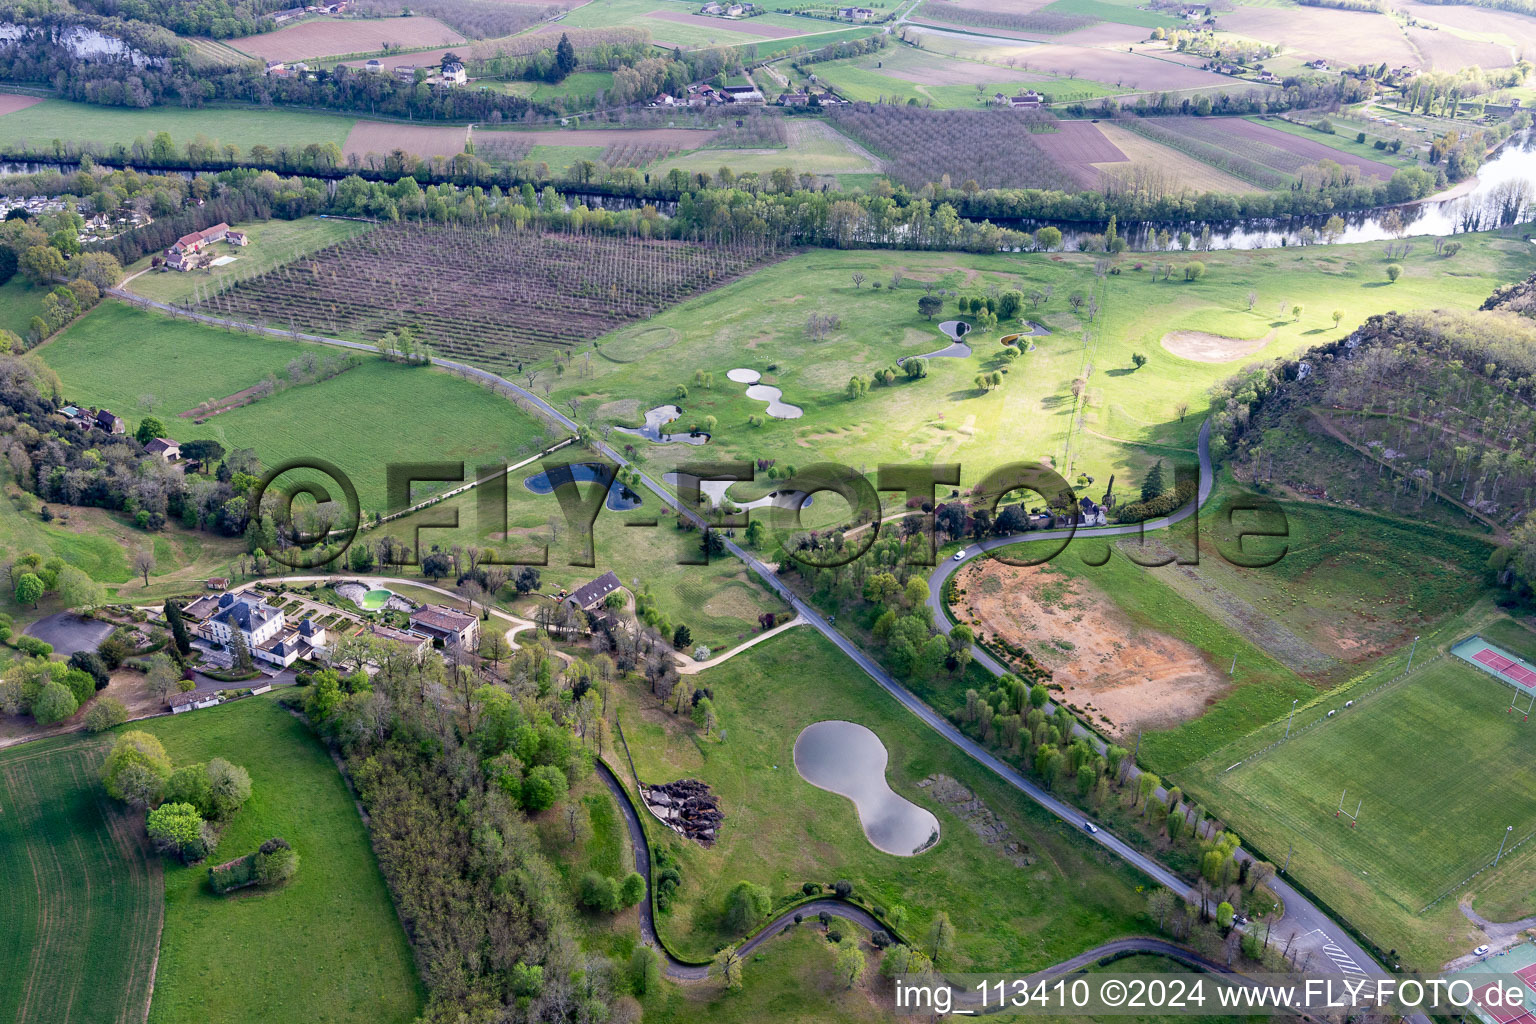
901;319;973;364
793;720;940;857
524;462;643;511
615;404;710;445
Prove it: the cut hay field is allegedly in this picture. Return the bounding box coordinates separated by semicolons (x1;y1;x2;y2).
548;233;1529;514
610;627;1150;965
648;119;876;178
1183;630;1536;967
906;29;1227;92
226;15;464;61
0;98;355;152
1117;115;1398;189
1214;5;1418;67
1092;120;1254;193
808;45;1120;108
0;738;162;1024
40;303;553;513
123;217;374;306
134;694;424;1024
343;121;468;159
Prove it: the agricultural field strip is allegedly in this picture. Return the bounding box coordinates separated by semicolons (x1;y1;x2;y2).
191;225;785;372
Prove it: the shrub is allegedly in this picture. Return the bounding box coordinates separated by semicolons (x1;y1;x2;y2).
13;635;52;657
83;696;127;732
832;879;853;898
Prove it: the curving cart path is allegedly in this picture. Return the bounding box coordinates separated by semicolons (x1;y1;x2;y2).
120;295;1400;1001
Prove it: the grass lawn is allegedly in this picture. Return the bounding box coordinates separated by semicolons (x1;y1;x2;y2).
558;0;775;47
0;478;246;618
132;694;424;1024
41;303;317;417
1182;607;1536;967
0;736;163;1024
611;628;1151;966
808;46;1119;107
0;99;356;153
40;304;554;513
0;276;50;337
497;71;615;107
122;218;374;307
549;233;1529;513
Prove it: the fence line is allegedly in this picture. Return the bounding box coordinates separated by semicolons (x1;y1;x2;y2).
1216;653;1446;776
1421;826;1536;914
613;714;643;793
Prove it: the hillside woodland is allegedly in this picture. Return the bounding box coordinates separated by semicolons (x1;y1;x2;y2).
1209;279;1536;604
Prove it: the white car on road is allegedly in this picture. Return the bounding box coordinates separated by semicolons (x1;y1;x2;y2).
953;548;968;560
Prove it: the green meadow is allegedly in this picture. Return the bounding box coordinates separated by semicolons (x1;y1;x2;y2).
131;695;425;1024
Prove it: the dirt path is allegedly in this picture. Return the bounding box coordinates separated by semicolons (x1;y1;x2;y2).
673;615;806;674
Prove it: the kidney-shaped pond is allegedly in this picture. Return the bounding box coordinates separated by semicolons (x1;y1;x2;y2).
793;720;940;857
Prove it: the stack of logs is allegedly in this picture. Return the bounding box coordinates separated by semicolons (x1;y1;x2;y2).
642;779;723;846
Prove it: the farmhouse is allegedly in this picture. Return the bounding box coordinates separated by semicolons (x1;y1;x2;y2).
840;6;875;19
94;408;124;434
144;437;180;461
564;571;623;611
441;61;466;85
409;604;479;649
364;58;384;72
1010;91;1043;109
780;90;810;105
165;222;232;271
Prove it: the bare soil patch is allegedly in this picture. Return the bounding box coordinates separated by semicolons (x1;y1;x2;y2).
230;15;463;61
477;126;717;148
0;93;43;116
1054;21;1152;45
1032;120;1126;187
1400;1;1534;57
1007;43;1220;90
1092;121;1251;193
1216;7;1415;67
955;560;1228;737
1219;117;1397;180
343;121;468;158
1161;328;1273;362
1406;25;1511;71
645;9;800;37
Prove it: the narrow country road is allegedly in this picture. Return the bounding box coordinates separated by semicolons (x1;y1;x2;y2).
116;295;1396;994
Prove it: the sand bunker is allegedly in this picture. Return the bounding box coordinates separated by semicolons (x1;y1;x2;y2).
954;561;1228;736
1160;330;1273;363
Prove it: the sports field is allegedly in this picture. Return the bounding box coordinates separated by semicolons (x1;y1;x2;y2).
1185;620;1536;964
0;738;163;1024
1454;636;1536;695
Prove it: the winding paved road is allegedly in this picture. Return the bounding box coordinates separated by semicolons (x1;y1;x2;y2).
595;756;1240;992
117;295;1394;991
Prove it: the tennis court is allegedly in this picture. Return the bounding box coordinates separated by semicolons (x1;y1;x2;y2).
1453;636;1536;690
1454;942;1536;1024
